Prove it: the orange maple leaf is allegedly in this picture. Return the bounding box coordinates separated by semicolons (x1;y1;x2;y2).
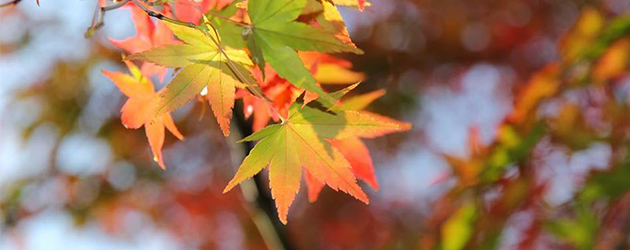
102;61;184;169
224;94;411;223
303;90;408;202
305;137;379;202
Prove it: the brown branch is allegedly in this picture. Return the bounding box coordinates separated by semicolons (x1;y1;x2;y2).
232;102;295;250
85;0;131;38
130;1;292;247
0;0;23;8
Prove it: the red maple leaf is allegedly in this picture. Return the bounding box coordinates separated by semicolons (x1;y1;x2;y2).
173;0;234;24
110;2;175;82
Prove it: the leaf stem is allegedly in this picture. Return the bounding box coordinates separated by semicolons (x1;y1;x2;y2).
85;0;131;38
206;10;249;27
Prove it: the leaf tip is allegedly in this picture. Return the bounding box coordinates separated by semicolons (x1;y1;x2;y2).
223;182;236;194
400;122;413;131
276;203;290;224
101;70;114;78
353;188;370;204
219;121;231;137
154;156;167;170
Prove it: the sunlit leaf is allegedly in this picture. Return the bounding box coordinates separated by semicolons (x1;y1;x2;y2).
131;21;252;137
224;94;410;223
244;0;362;106
102;62;184;169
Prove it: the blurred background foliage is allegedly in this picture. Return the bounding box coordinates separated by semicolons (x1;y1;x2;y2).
3;0;630;249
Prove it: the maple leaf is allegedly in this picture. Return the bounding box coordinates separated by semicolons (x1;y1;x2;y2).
206;1;247;49
305;137;378;202
243;0;362;106
223;94;411;224
130;21;252;136
300;52;365;85
174;0;235;24
316;0;358;48
102;61;184;169
331;0;368;11
334;89;386;111
173;0;215;24
304;90;394;202
110;3;174;82
237;52;364;132
238;68;295;131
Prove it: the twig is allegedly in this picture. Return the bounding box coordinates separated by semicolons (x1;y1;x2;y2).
85;0;131;38
0;0;22;8
206;10;248;27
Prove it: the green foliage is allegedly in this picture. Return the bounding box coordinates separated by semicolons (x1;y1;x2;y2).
244;0;362;106
546;209;597;250
441;202;477;250
224;97;410;223
206;3;246;48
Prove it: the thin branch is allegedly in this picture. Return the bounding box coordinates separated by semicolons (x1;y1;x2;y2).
85;0;131;38
206;10;248;27
0;0;22;8
131;0;195;28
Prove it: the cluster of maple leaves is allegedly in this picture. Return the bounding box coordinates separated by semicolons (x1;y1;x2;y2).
100;0;409;223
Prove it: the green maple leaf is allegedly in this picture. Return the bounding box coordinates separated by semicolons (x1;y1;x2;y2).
244;0;363;107
223;97;410;224
206;2;246;49
130;22;255;136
